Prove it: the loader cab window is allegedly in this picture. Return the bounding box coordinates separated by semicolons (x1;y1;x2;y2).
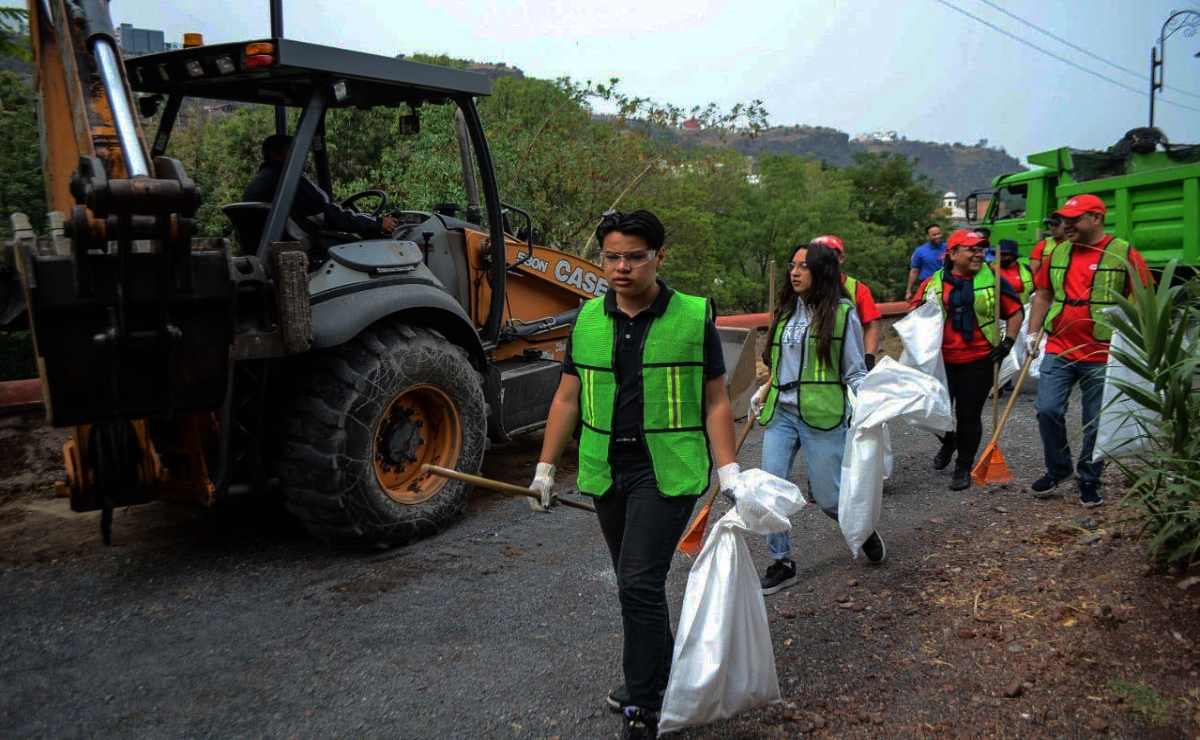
992;183;1027;221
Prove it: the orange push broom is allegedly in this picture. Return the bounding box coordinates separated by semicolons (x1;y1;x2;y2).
677;419;756;557
971;329;1044;486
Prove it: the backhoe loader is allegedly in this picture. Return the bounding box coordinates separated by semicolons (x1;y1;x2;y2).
12;0;651;546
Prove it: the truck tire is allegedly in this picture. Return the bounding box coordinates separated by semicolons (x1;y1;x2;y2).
277;322;486;547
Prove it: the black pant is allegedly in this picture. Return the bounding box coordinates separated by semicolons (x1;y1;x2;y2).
593;454;696;711
944;357;995;470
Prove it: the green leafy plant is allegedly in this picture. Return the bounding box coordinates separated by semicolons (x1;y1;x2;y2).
1106;679;1176;725
1104;260;1200;565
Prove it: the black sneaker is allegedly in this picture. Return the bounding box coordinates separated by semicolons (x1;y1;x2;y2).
1031;472;1072;498
760;558;797;595
862;531;887;563
1079;481;1104;508
606;684;630;713
950;467;971;491
621;706;658;740
933;435;956;470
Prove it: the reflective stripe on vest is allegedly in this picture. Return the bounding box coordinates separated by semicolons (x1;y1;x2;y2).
757;301;850;431
922;267;1000;346
1045;238;1130;343
571;290;712;497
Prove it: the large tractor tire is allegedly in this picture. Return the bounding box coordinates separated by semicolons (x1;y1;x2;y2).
277;323;486;547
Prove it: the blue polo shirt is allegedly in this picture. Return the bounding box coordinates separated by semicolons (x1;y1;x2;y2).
910;241;946;280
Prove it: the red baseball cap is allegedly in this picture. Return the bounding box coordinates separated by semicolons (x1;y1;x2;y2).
809;234;845;253
1054;194;1106;218
946;228;987;248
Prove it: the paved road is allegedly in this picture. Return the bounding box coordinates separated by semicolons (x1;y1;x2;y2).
0;390;1061;738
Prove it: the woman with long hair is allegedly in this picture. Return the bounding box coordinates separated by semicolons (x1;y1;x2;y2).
749;240;882;595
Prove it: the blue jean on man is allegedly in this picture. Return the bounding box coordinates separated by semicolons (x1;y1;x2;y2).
760;404;847;560
1034;353;1107;486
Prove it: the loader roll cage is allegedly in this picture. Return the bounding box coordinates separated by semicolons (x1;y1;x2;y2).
125;38;509;343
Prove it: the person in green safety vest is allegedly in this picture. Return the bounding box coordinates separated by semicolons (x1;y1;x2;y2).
915;229;1024;490
529;210;738;739
1026;194;1153;508
1029;214;1069;275
747;239;878;597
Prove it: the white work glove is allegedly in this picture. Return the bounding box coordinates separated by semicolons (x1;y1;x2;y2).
717;462;741;504
1026;333;1042;359
528;462;556;511
748;384;769;419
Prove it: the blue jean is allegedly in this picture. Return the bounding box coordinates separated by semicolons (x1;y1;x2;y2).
1035;354;1107;486
760;404;847;560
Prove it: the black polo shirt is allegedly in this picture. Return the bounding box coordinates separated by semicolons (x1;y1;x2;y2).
563;281;726;443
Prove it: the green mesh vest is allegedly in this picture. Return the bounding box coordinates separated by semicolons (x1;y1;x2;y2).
1044;238;1130;343
571;290;712;497
1014;262;1034;304
842;275;860;302
922;267;1001;346
757;301;850;431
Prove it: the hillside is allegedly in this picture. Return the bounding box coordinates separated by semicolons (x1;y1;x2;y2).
678;124;1024;195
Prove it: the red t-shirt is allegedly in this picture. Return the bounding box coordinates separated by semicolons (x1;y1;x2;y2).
1031;239;1048;262
1032;236;1152;363
915;271;1023;364
842;273;881;325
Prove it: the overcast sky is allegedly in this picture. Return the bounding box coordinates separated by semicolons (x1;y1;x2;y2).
97;1;1200;159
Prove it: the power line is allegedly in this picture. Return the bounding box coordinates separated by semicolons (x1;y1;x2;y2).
971;0;1200;101
932;0;1200;114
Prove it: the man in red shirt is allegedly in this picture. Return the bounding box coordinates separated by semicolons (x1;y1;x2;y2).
811;234;883;369
1029;215;1069;275
915;229;1023;490
1027;194;1152;506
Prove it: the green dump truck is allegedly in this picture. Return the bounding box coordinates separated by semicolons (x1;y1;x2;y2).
967;129;1200;269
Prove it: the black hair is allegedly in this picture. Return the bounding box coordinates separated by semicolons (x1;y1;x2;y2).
765;241;843;369
595;210;665;251
925;223;942;234
262;133;292;163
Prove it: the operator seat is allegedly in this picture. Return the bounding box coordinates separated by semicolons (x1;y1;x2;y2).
222;202;356;265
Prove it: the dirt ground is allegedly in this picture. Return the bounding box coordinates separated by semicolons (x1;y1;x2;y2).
2;338;1199;736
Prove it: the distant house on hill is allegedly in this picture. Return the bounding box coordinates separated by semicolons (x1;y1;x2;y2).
942;191;966;220
681;117;701;132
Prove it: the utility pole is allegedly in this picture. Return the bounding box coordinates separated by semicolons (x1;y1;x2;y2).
270;0;286;134
1149;9;1200;128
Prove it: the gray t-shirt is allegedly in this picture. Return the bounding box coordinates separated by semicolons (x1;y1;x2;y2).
776;298;867;409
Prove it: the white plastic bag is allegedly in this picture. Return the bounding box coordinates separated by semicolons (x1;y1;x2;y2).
895;299;947;390
838;358;953;558
658;469;805;734
997;302;1030;388
1093;329;1157;462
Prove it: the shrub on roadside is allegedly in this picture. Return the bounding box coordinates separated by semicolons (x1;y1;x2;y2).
1105;261;1200;566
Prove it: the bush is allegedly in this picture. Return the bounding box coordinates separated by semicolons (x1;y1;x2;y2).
1105;261;1200;565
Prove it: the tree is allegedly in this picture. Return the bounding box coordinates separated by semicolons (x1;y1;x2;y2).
845;151;939;240
0;71;45;234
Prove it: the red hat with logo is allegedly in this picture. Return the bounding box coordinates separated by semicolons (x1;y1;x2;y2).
946;228;987;248
1053;194;1106;218
809;234;845;253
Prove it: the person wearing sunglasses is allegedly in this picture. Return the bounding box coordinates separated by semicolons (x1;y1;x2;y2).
749;238;878;597
529;210;738;738
915;229;1024;490
1026;195;1152;507
1029;214;1069;275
